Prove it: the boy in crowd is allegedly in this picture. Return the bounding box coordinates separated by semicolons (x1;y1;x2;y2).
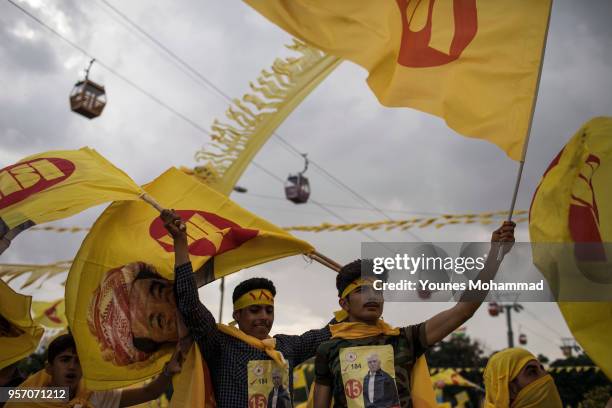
313;221;515;408
161;209;332;408
5;333;183;408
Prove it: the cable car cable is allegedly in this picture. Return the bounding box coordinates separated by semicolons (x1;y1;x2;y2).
522;307;565;338
7;0;418;246
97;0;227;98
93;0;422;237
250;161;388;245
244;193;444;216
6;0;212;136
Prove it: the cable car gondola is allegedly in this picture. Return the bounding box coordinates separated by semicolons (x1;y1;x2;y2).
285;153;310;204
69;59;107;119
519;333;528;345
488;302;500;317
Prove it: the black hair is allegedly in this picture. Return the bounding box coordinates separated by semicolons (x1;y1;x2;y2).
232;277;277;304
336;259;388;297
132;337;163;353
134;263;163;281
47;334;77;365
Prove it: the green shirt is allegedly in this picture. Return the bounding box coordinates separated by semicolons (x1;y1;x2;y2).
314;323;428;408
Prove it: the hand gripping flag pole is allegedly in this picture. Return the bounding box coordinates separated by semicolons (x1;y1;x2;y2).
139;192;343;272
498;0;553;261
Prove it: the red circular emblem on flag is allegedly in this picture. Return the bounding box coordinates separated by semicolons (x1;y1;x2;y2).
396;0;478;67
149;209;259;257
0;158;75;210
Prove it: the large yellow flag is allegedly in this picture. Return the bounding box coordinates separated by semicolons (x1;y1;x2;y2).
0;279;44;369
65;167;314;389
530;117;612;379
0;147;142;254
244;0;552;160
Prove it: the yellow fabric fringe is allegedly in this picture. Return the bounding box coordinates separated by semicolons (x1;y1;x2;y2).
194;40;341;195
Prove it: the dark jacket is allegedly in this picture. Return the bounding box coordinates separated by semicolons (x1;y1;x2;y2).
267;385;292;408
362;369;400;408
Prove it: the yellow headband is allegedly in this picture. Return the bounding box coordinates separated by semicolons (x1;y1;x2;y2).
233;289;274;311
335;278;376;322
340;278;374;299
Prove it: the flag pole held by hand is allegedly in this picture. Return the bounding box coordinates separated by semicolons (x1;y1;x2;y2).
497;0;553;262
140;193;164;213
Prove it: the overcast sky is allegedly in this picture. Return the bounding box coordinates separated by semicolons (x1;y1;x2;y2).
1;0;611;361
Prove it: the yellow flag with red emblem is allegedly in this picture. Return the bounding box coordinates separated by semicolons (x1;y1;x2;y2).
65;167;313;389
0;279;44;369
244;0;552;160
32;299;67;329
0;148;142;254
530;117;612;379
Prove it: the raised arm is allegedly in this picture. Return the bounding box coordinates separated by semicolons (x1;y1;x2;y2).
424;221;515;346
161;210;221;357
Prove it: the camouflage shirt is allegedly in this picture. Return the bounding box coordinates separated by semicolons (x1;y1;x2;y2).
314;323;428;408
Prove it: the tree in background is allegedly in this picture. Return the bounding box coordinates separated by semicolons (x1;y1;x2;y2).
426;335;487;408
581;385;611;408
550;353;611;407
426;335;487;374
16;350;45;377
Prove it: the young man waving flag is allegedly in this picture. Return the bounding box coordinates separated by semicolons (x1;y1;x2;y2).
162;209;332;408
313;222;515;408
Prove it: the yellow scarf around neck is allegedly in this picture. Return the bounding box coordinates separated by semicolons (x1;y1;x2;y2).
217;323;287;368
3;369;92;408
330;319;400;339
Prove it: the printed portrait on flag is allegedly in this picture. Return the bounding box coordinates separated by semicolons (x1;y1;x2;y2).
66;168;313;389
340;345;400;408
87;262;178;367
247;360;291;408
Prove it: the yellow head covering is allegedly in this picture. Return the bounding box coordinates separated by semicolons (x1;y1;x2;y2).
334;278;375;322
233;288;274;311
484;348;562;408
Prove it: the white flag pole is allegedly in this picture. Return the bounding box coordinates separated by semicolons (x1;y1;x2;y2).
498;0;554;261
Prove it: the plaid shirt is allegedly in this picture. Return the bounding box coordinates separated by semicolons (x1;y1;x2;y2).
175;262;331;407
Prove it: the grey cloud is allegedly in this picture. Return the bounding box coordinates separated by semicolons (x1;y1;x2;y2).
0;0;610;360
